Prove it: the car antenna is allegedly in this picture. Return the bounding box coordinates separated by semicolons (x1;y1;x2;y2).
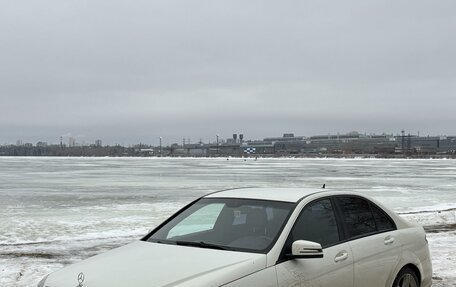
322;184;325;189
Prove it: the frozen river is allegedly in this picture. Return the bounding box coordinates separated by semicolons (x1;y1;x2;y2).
1;157;455;286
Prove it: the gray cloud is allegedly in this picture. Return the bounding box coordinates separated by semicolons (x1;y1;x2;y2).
1;0;455;145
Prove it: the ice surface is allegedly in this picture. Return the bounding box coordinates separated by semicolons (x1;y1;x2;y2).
0;157;455;286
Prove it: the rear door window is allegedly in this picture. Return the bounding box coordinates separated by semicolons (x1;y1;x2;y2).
336;197;376;238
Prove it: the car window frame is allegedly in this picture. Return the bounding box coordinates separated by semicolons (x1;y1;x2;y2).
333;195;397;242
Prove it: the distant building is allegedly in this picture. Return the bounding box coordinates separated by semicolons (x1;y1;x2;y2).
184;143;207;156
68;137;76;147
264;134;304;142
36;141;48;147
95;140;102;147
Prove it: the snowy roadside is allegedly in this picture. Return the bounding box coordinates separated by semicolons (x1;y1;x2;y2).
400;209;456;286
428;232;456;287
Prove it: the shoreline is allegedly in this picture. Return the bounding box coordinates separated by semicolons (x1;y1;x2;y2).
1;154;456;159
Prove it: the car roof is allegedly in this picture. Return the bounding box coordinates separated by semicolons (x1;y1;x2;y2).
204;187;323;203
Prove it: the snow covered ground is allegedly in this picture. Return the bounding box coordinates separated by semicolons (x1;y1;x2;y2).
401;209;456;286
1;157;455;286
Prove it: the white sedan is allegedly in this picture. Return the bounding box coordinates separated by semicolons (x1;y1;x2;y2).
38;188;432;287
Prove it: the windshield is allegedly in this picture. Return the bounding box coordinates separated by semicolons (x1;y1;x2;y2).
146;198;295;253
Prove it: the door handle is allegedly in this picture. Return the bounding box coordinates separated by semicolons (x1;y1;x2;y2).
334;250;348;263
384;236;395;245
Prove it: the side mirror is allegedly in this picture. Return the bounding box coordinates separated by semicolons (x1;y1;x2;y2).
289;240;323;259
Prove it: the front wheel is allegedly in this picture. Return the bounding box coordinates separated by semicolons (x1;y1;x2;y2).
392;267;420;287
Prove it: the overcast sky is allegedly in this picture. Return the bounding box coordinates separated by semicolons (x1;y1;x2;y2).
1;0;455;145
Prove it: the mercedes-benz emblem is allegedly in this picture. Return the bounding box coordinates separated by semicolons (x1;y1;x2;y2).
77;272;85;287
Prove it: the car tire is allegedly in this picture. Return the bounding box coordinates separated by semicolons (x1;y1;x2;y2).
392;267;420;287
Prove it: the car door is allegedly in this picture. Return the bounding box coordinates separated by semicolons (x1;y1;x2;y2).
276;198;354;287
335;196;401;287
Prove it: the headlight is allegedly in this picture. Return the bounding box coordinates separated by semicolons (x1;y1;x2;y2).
37;275;49;287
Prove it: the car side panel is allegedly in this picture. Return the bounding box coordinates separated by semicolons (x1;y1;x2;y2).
350;230;402;287
275;242;354;287
387;227;432;287
222;266;278;287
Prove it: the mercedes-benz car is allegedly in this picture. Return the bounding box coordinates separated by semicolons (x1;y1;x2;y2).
38;188;432;287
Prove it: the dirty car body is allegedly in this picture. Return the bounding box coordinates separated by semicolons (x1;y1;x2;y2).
38;188;432;287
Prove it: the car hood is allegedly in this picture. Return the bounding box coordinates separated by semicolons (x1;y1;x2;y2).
44;241;266;287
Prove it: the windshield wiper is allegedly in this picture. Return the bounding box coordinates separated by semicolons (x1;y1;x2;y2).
175;240;232;251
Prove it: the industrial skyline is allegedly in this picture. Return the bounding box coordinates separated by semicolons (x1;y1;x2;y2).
2;130;455;158
3;129;454;148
